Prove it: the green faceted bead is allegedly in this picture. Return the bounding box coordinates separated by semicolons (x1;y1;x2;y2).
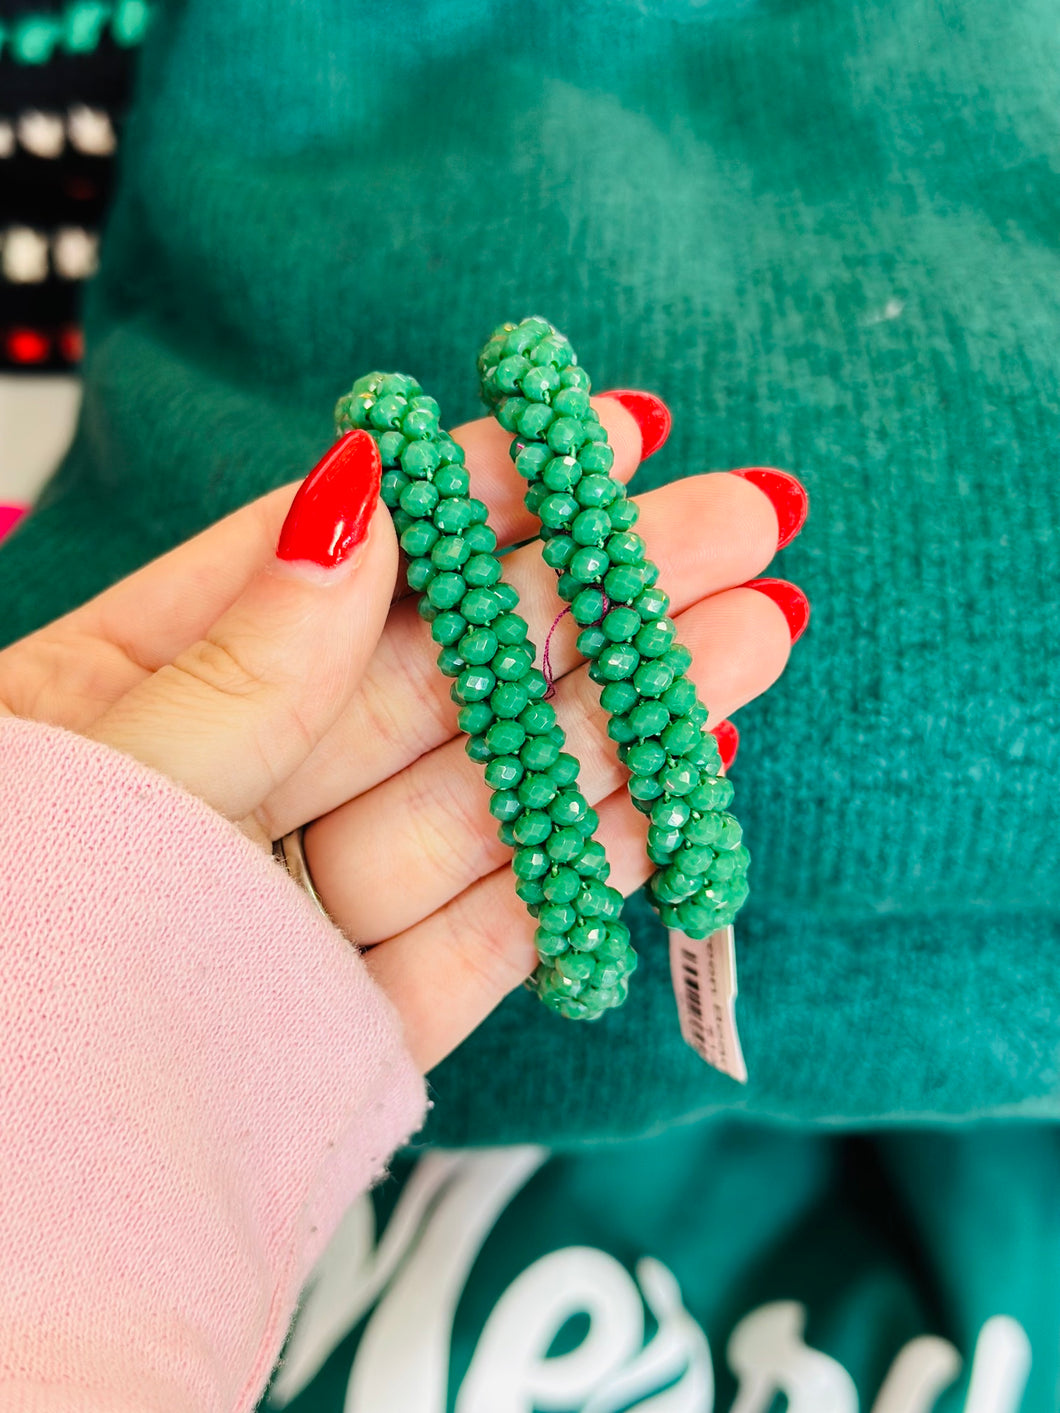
603;563;647;603
462;588;503;624
628;699;670;738
539;492;579;528
677;844;717;876
628;773;663;803
608;497;638;530
369;394;406;430
575;805;600;837
535;928;571;958
465;734;493;764
380;470;409;507
484;754;525;790
577;879;623;919
523;364;562;401
571;587;608;625
542;455;582;492
663;643;694;677
661;716;700;755
574;839;610;879
391;508;416;537
434;499;475;534
492;644;534;681
514;443;553;481
599;679;639;714
661;675;698;717
464;521;498;554
633;659;675;698
605;531;645;565
569;546;609;583
576;626;607;659
434;464;471;498
714;813;744;849
647;824;683;862
431;610;467;646
569;920;608;952
607;713;638;744
452;666;496;702
634;618;676;659
485;719;527;755
601;605;641;642
687;775;735;812
687;701;709;729
556;570;580;600
460;627;499;665
518;402;556;440
549;752;581;787
675;899;715;936
495;353;532;392
399;480;440;519
430;535;469;570
683;811;723;846
512;810;553;846
520;700;556;734
457;701;494;736
521;734;561;772
552;386;592;419
464;553;502;587
495;397;526;433
416;595;439;623
633;586;669;619
401;440;441;478
427;572;466;611
578;442;615;474
493;612;529;646
517;772;559;809
544;416;585;455
538;901;578;934
558;364;591;391
490;789;524;823
574;473;619;507
555;952;594;989
493;580;520;611
548;789;589;826
594;642;640;681
514;875;547;906
402;406;440;439
377;429;408;464
546;827;585;863
525;482;549;516
513;845;550;880
541;535;575;570
572;507;612;545
652;797;691;830
406;557;437;592
435;646;466;677
491;682;529;718
400;520;440;557
623;739;666;774
541;866;582;903
651;867;698;904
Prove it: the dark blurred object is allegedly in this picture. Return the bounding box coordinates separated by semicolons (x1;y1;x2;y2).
1;0;150;371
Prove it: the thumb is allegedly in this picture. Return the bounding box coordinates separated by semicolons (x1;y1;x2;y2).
89;431;396;834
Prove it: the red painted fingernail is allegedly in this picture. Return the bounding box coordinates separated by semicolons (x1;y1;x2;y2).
276;429;382;569
744;578;810;643
729;467;808;550
710;719;740;773
597;390;672;460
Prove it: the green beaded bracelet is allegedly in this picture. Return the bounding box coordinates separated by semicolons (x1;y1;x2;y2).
476;317;750;938
333;374;638;1021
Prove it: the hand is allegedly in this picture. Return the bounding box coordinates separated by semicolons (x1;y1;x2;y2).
0;399;800;1072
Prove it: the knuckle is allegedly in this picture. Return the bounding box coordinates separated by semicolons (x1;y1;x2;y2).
172;634;264;701
402;756;500;891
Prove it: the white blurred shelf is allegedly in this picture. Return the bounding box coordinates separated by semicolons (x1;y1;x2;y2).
0;374;82;503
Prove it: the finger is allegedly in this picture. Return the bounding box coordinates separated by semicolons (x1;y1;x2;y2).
308;581;789;942
86;432;397;834
261;468;779;837
362;781;657;1073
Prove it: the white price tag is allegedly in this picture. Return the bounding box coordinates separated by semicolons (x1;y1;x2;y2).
669;924;747;1083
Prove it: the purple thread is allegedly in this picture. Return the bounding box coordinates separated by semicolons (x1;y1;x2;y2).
540;591;611;700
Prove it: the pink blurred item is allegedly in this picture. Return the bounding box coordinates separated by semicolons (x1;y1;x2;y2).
0;503;28;541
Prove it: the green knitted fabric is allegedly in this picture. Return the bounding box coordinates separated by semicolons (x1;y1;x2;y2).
2;0;1058;1148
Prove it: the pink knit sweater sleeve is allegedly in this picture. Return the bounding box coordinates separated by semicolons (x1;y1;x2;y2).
0;716;428;1413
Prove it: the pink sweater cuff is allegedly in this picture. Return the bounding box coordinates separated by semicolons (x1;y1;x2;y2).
0;716;428;1412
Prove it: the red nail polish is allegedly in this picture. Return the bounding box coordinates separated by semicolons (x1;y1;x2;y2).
710;719;740;772
744;578;810;644
597;390;672;460
276;430;382;568
729;467;808;550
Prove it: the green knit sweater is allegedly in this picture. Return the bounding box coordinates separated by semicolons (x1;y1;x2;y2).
3;0;1057;1152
